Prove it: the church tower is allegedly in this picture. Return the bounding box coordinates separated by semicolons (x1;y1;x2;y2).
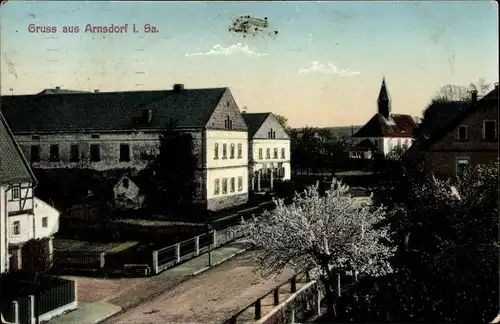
377;78;391;119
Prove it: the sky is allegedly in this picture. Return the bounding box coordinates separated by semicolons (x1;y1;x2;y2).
0;1;498;127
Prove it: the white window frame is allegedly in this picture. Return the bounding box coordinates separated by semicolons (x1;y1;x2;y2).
12;187;21;200
456;157;470;177
483;120;497;140
13;221;20;235
457;125;468;141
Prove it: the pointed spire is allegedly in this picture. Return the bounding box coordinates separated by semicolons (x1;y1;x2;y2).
377;77;391;118
377;77;391;103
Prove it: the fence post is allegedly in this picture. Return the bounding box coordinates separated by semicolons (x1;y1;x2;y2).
152;250;159;274
255;299;262;320
100;252;106;276
291;276;297;293
316;284;322;315
354;270;358;283
337;273;341;297
12;300;19;324
175;243;181;263
212;230;217;248
289;308;295;323
28;295;35;324
195;236;200;256
273;288;280;305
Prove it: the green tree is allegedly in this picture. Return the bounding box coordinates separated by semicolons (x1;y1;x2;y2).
364;161;499;322
22;238;54;324
274;114;291;133
141;123;198;213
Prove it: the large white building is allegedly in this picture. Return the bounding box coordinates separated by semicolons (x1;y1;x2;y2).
350;78;418;159
1;84;249;211
0;112;60;274
242;112;291;191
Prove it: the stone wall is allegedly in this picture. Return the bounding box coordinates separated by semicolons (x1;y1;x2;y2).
207;192;248;211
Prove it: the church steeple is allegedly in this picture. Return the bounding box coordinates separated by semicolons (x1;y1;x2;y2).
377;77;391;119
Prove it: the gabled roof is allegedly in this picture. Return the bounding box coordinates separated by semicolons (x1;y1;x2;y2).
422;86;499;147
417;100;470;139
1;87;229;133
352;113;417;138
242;112;271;137
353;139;376;152
0;111;36;185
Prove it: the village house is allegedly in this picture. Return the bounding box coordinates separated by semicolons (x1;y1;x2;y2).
1;84;249;211
1;111;60;274
407;84;499;178
242;112;291;191
350;78;419;159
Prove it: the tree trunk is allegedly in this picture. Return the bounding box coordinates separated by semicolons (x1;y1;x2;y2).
320;276;337;318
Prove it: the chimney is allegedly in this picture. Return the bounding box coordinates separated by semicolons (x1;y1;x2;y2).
495;82;499;89
242;106;247;114
173;83;184;92
471;90;478;104
141;109;152;123
94;89;100;93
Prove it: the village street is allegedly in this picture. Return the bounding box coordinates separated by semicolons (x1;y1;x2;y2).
101;250;295;324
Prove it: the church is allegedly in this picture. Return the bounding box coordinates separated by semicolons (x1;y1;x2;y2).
350;78;419;159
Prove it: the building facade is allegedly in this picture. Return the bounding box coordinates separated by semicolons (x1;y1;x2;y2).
1;112;59;274
242;112;291;191
1;84;249;211
409;85;499;178
350;78;418;159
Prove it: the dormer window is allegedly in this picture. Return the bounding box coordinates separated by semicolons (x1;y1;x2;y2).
224;116;233;130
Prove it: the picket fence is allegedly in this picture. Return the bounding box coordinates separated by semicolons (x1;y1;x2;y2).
152;226;244;274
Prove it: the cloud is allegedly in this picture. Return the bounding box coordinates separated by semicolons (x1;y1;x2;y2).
298;61;360;76
185;43;267;57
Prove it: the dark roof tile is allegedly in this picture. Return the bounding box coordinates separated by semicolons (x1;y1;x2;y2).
352;113;417;138
0;111;36;184
242;113;271;137
1;88;228;133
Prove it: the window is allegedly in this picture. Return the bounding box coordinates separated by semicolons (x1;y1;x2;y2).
13;221;20;235
456;157;470;177
214;179;220;195
70;145;79;162
31;135;40;140
266;148;271;159
258;148;263;159
12;187;20;200
281;148;285;159
222;178;228;194
214;143;219;159
238;176;243;192
222;144;227;159
230;144;235;159
457;126;468;141
122;178;129;189
119;144;130;162
42;217;48;228
230;177;235;192
224;116;233;130
90;144;101;162
268;129;276;139
91;134;100;139
30;145;40;163
273;148;278;159
49;144;59;161
237;143;242;158
483;120;497;140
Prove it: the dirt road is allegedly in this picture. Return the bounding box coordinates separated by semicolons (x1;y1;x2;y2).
102;250;295;324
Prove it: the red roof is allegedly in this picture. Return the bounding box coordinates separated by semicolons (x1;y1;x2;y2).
353;139;376;151
352;113;417;138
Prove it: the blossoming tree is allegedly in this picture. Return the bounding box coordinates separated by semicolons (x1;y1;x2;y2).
244;178;395;316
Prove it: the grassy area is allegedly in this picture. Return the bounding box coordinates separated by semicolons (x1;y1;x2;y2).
105;241;140;254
